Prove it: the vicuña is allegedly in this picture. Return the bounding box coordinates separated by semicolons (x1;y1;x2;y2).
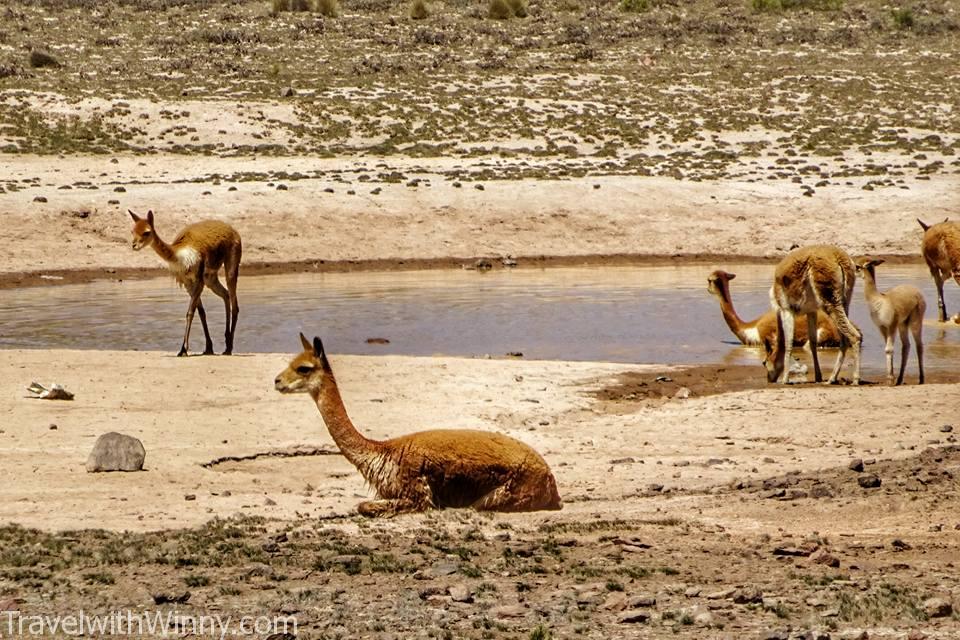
274;334;563;517
129;209;241;356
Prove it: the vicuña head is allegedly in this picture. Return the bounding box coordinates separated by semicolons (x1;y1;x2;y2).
128;209;156;251
274;333;562;517
275;333;330;394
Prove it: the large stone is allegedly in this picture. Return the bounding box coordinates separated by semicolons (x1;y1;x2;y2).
86;432;145;472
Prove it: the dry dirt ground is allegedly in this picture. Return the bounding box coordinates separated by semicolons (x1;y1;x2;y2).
2;0;960;638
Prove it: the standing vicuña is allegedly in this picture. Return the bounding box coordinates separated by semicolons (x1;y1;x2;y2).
128;210;241;356
274;334;562;517
917;218;960;322
764;245;862;385
855;258;925;385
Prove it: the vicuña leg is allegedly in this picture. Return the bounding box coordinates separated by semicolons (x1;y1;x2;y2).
224;249;241;355
896;325;910;386
777;310;795;384
806;311;822;382
194;300;215;355
932;268;947;322
204;273;232;354
881;327;895;385
179;276;206;357
911;319;924;384
824;304;861;385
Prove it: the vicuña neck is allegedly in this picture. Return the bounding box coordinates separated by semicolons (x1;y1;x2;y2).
309;373;377;471
149;233;177;264
713;283;751;343
862;271;880;300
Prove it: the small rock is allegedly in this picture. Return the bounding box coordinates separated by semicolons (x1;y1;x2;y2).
85;432;146;472
184;494;196;501
891;538;912;551
246;563;274;578
733;587;762;604
474;259;493;271
684;586;701;598
922;597;952;618
760;631;790;640
33;196;48;203
773;546;812;557
848;459;864;472
264;497;277;506
281;87;296;97
430;561;459;577
152;590;190;605
705;587;735;599
837;631;868;640
857;474;881;489
812;551;840;568
940;425;953;433
810;485;834;499
491;604;527;618
617;609;649;624
625;595;656;608
673;387;691;400
448;584;473;603
278;602;298;615
114;186;126;192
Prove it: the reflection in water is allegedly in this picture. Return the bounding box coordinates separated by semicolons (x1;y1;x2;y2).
1;264;958;376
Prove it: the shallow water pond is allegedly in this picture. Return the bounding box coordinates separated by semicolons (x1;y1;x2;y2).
2;264;958;377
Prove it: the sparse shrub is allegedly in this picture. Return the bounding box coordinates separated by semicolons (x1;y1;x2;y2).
28;50;60;69
891;7;914;29
314;0;340;16
506;0;528;17
619;0;649;12
184;574;210;587
410;0;429;19
751;0;843;11
529;625;551;640
488;0;512;19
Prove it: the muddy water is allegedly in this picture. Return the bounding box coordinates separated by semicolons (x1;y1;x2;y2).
2;264;958;375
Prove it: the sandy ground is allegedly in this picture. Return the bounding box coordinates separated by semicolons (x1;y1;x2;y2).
1;155;958;281
3;349;957;536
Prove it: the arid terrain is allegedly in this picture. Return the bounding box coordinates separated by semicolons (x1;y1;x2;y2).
2;0;960;637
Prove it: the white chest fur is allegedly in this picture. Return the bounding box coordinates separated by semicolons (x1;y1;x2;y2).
165;247;201;279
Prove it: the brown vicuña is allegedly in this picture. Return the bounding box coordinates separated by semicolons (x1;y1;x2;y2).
707;269;840;348
917;218;960;322
764;245;862;385
855;258;925;385
274;334;562;517
128;209;242;356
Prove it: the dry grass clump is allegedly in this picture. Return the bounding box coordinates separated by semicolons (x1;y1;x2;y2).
488;0;512;19
314;0;341;17
488;0;526;19
619;0;649;11
28;50;60;68
410;0;429;19
271;0;312;12
506;0;528;17
751;0;843;11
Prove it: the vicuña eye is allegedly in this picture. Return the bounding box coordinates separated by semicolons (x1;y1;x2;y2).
295;365;313;374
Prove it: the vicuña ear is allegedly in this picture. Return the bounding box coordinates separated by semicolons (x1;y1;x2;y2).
870;258;886;268
917;218;930;231
146;210;155;226
299;332;311;351
128;209;140;222
727;273;736;280
312;336;325;358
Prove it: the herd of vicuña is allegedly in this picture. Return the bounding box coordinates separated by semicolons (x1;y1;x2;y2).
129;212;957;516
